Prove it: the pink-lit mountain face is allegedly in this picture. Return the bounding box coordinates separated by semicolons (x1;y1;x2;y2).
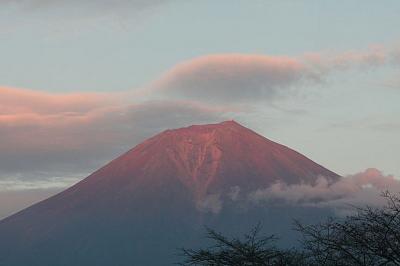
75;120;339;199
0;121;340;266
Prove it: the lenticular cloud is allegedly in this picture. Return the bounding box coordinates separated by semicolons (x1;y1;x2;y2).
152;54;309;103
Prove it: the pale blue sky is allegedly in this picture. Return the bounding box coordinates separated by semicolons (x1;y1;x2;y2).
1;1;399;91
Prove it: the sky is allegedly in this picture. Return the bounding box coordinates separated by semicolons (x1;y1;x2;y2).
0;0;400;219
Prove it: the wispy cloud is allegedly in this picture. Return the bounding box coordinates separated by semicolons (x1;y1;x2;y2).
1;43;399;192
193;169;400;215
0;86;227;186
0;0;174;36
0;176;80;191
196;193;223;214
249;168;400;214
151;45;400;104
152;54;308;103
2;0;172;13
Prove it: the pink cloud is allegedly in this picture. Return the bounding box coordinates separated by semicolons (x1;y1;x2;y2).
1;43;399;189
0;86;116;114
152;54;309;103
150;45;400;104
0;87;226;180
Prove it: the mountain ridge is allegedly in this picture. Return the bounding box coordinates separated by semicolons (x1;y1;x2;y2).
0;120;341;266
55;120;340;204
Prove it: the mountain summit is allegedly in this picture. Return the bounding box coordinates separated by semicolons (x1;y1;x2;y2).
76;120;339;200
0;121;340;266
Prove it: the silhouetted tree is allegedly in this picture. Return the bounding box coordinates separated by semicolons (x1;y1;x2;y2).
179;223;306;266
295;191;400;266
180;192;400;266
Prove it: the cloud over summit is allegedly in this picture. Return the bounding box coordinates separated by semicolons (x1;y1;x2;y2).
150;45;400;104
1;43;399;191
0;87;226;186
152;54;308;103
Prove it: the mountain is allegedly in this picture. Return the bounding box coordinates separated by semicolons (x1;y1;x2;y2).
0;121;340;266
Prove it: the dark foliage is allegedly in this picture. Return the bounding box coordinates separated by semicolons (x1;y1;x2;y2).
295;191;400;266
179;223;306;266
179;192;400;266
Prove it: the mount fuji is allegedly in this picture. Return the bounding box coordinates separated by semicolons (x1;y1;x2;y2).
0;121;340;266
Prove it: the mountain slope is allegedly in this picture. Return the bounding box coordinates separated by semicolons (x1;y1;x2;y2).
0;121;340;266
67;120;339;199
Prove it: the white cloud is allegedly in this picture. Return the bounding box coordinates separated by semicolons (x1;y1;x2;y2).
249;168;400;214
196;193;222;214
